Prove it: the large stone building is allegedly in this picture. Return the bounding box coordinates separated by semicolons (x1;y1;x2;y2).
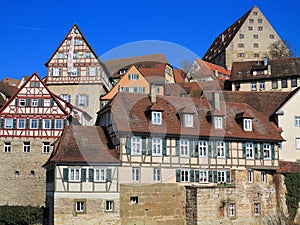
44;24;112;123
203;5;287;70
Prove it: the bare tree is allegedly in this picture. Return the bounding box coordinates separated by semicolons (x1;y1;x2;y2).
268;40;296;59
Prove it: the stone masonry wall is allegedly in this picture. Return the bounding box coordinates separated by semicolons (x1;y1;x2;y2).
120;183;186;225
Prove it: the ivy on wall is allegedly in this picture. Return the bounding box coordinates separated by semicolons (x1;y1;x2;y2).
284;173;300;219
0;205;43;225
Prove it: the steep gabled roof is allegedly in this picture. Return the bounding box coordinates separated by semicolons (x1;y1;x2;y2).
44;126;120;166
203;7;252;62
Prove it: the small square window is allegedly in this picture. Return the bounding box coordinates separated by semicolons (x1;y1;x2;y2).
55;119;63;129
229;203;236;217
105;200;114;211
132;168;140;182
272;80;278;89
23;142;30;153
32;99;38;107
296;138;300;150
75;201;85;213
19;99;26;106
94;168;106;182
130;196;138;204
152;112;162;125
185;114;193;127
249;19;254;23
5;118;13;129
291;78;297;87
214;117;223;129
258;19;263;23
4;142;11;153
248;26;253;31
244;119;252;131
248;170;253;183
281;79;287;88
69;168;81;182
253;11;258;16
43;119;51;129
251;82;257;91
254;53;259;58
31;119;38;129
259;81;265;90
42;142;50;153
258;26;263;31
180;169;189;182
253;43;259;48
238;53;244;58
295;116;300;127
254;203;260;216
18;119;25;129
239;34;244;39
261;171;267;183
153;168;161;182
30;170;35;176
269;34;275;39
238;43;244;48
180;139;189;157
253;34;258;39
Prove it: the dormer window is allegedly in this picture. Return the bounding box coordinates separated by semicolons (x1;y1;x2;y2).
184;114;193;127
152;112;162;125
214;117;223;129
243;119;252;131
128;74;139;80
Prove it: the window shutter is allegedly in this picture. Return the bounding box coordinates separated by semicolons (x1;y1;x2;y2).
12;119;16;129
51;119;55;129
226;171;231;183
62;168;68;182
142;137;146;155
15;98;18;106
0;118;4;128
88;169;94;182
63;119;67;128
38;119;43;129
162;139;166;156
148;138;152;155
75;95;79;106
86;95;89;107
38;99;43;107
242;143;246;158
125;137;131;154
106;168;112;182
190;170;194;182
128;74;131;80
26;99;30;106
208;142;212;158
81;169;86;182
68;95;71;103
189;140;193;157
208;171;213;182
59;68;62;75
254;143;258;159
137;74;139;79
260;143;264;159
225;142;230;158
50;99;54;107
271;144;275;160
175;139;180;156
214;142;218;158
194;141;199;157
213;171;218;183
50;68;53;76
195;170;199;182
26;119;30;129
176;170;180;182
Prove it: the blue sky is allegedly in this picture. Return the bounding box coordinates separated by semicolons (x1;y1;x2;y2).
0;0;299;80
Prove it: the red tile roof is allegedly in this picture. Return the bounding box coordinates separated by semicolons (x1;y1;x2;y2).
105;92;283;142
198;60;231;79
173;69;186;83
277;161;300;173
44;126;120;166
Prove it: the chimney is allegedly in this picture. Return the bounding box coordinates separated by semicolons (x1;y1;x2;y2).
150;84;156;103
268;65;272;75
263;57;268;66
212;92;220;111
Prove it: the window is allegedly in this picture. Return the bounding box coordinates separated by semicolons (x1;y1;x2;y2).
259;81;265;90
55;119;63;129
269;34;275;39
198;141;208;157
18;119;25;129
43;119;51;129
238;43;244;48
69;168;81;181
272;80;278;89
254;203;260;216
44;99;51;107
281;79;287;88
239;33;244;39
23;142;30;153
217;171;226;183
249;19;254;23
263;143;271;159
130;196;138;204
152;138;162;156
261;171;267;183
4;142;11;153
248;26;253;31
258;19;263;23
60;94;71;103
75;201;85;213
94;168;106;182
105;200;114;211
253;11;258;16
87;67;98;76
214;117;223;129
56;53;66;58
76;94;89;107
235;83;240;91
31;119;38;129
229;203;236;217
246;142;254;159
131;137;142;155
31;99;38;107
73;53;79;59
42;142;50;153
128;74;139;80
132;168;140;182
180;139;189;157
254;53;259;58
19;99;26;106
248;170;253;183
296;138;300;149
238;53;244;58
253;34;258;39
152;112;162;125
181;169;189;182
244;119;252;131
292;78;298;87
153;168;161;182
75;39;82;45
295;116;300;127
84;52;92;58
258;26;263;31
51;68;61;76
199;170;208;183
5;118;13;128
216;141;225;158
185;114;193;127
251;82;257;91
253;43;259;48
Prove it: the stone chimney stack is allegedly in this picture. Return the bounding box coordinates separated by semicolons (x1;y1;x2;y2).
150;84;156;103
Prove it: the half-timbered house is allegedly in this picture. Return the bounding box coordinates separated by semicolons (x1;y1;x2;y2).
44;24;112;122
0;72;90;206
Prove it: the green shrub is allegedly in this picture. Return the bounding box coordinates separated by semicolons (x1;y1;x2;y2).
284;173;300;219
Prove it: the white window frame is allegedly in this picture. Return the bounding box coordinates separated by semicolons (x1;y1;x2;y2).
152;138;162;156
4;142;11;153
32;99;38;107
52;68;61;77
251;82;257;91
44;99;51;107
216;141;225;158
214;117;223;129
246;142;254;159
5;118;13;128
261;171;267;183
181;169;189;182
23;142;30;153
88;67;98;76
132;168;140;182
94;168;106;182
184;114;193;127
42;142;50;153
55;119;63;129
152;111;162;125
105;200;114;212
180;139;189;157
295;116;300;127
76;94;89;107
18;119;25;129
19;99;26;106
243;119;252;131
248;170;253;183
259;81;265;90
43;119;51;129
198;141;208;157
153;168;161;182
199;170;208;183
217;171;226;183
75;201;85;213
128;73;138;80
229;203;236;217
31;119;38;129
131;137;142;155
69;168;81;182
60;94;71;103
254;203;260;216
263;143;271;159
